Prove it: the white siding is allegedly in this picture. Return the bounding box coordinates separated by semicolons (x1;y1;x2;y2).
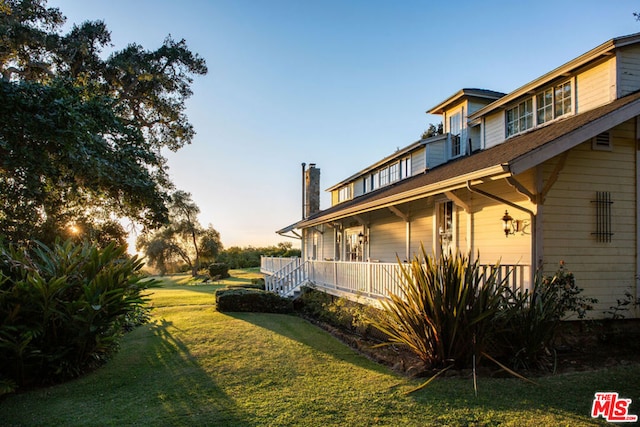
617;45;640;97
368;212;406;263
425;139;446;169
411;147;426;174
320;225;337;261
483;110;505;148
353;178;364;198
468;100;488;115
408;200;434;258
468;125;482;152
576;57;614;113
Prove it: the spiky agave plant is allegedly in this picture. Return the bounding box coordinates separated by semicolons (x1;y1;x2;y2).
371;247;510;370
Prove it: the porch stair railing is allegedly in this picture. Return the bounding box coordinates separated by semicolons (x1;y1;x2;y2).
263;257;309;297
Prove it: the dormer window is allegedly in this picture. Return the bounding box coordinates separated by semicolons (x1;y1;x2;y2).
401;156;411;179
536;89;553;124
449;113;462;157
506;99;533;137
338;185;352;202
554;81;572;117
507;79;573;138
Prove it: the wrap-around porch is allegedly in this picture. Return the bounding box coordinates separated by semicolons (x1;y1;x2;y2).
261;256;531;306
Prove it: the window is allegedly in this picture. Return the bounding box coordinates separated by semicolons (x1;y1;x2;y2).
379;167;389;187
372;172;379;190
506;99;533;137
536;89;553;124
401;156;411;179
338;186;351;202
450;113;462;157
436;200;455;256
507;80;573;138
312;232;318;260
389;163;399;183
554;81;572;117
344;227;364;262
536;81;572;125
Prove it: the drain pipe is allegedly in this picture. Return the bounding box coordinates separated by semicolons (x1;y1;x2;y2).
465;181;538;281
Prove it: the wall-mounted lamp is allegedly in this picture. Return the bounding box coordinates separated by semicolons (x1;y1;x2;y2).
358;232;367;245
501;210;527;237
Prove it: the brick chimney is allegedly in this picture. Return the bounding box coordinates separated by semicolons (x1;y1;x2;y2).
305;163;320;219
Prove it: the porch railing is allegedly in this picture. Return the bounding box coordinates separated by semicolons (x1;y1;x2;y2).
261;257;531;302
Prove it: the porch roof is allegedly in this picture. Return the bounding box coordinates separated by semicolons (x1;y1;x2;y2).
286;90;640;230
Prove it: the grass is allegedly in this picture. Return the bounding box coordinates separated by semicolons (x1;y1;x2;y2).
1;271;638;426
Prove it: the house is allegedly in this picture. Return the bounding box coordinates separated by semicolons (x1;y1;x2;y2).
262;33;640;319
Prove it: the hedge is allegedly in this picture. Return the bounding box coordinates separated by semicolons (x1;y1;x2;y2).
215;288;292;313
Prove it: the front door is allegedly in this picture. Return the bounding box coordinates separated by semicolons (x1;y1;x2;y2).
344;226;364;262
437;200;455;255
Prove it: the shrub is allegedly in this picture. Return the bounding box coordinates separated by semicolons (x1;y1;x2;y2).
0;240;153;393
296;287;383;338
370;248;510;369
208;263;230;280
215;288;293;313
495;262;597;370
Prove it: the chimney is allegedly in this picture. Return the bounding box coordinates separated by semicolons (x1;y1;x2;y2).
305;163;320;219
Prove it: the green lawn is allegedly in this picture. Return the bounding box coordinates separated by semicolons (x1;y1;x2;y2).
1;272;638;426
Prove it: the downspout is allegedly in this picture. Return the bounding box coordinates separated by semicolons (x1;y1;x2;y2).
465;180;538;284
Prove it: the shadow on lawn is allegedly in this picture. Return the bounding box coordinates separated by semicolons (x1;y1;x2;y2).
143;318;252;425
227;312;392;375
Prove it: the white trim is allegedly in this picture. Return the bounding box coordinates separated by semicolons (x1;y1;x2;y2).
509;99;640;174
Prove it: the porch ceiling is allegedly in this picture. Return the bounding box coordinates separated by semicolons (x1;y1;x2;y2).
285;90;640;230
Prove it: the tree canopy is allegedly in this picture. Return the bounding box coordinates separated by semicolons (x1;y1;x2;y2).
136;191;222;276
0;0;207;243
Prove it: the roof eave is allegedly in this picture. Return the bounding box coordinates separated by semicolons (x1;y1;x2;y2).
468;35;637;121
427;89;505;115
303;165;509;228
509;94;640;174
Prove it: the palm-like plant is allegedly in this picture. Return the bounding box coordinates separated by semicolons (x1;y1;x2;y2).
371;247;510;369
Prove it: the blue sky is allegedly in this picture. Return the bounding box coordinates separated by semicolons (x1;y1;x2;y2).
50;0;640;248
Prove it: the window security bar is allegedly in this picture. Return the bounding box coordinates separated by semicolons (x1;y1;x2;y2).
591;191;613;243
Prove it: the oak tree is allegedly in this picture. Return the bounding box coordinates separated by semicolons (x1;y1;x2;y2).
0;0;207;244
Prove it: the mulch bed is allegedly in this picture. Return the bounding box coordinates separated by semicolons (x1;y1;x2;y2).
303;315;640;379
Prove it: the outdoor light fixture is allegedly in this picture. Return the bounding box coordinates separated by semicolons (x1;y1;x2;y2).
358;232;367;245
501;210;526;237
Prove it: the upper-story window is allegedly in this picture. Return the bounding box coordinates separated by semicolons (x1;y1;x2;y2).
506;99;533;137
554;81;572;117
536;88;553;124
449;113;462;157
507;79;573;138
379;167;389;187
401;156;411;179
360;157;412;197
338;185;351;202
389;163;399;182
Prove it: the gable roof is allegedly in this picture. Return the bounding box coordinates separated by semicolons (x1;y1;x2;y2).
469;32;640;121
287;90;640;230
428;88;506;115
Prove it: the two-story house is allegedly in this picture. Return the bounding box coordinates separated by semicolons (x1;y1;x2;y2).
263;33;640;318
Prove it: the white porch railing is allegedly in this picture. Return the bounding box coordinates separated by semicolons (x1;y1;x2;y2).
261;256;300;273
261;257;531;303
